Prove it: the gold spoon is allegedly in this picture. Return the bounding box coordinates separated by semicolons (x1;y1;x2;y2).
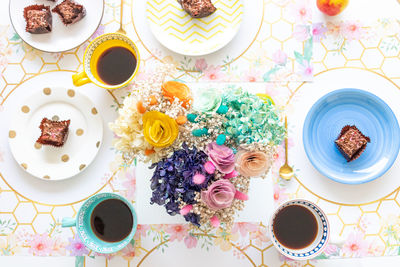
117;0;126;34
279;116;294;180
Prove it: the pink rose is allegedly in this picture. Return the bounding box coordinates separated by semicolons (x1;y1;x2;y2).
236;151;271;177
206;142;235;174
201;180;236;210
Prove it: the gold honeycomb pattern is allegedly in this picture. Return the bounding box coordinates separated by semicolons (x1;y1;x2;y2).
1;1;400;267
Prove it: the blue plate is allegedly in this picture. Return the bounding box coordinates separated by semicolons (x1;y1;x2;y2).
303;89;400;184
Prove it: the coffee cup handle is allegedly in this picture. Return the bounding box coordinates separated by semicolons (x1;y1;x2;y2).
72;71;91;87
62;217;76;228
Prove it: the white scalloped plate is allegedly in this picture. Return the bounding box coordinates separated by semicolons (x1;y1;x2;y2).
8;87;103;181
146;0;244;56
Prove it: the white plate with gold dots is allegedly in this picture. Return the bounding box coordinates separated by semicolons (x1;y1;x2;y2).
8;87;103;181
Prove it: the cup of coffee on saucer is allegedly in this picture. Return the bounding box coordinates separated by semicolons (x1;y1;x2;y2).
62;193;137;254
268;199;329;260
72;32;140;90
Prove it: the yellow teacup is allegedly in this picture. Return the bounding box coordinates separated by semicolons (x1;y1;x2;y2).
72;33;140;90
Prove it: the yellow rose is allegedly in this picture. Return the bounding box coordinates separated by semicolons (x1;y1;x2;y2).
143;111;179;148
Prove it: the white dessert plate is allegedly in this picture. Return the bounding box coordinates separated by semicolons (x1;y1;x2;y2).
146;0;244;56
8;87;103;181
9;0;104;53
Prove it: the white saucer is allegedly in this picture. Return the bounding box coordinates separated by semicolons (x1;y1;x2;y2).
9;0;104;52
8;87;103;181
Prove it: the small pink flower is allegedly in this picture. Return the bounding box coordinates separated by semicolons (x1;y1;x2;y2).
204;161;216;174
122;168;136;200
166;224;189;242
249;227;269;246
342;231;369;257
135;224;150;238
210;216;220;228
324;244;339;256
312;23;327;42
243;69;261;82
273;184;288;203
121;243;136;259
224;170;238;179
341;21;364;41
327;22;341;38
232;222;259;237
290;0;311;23
95;252;115;260
184;234;198;249
203;65;225;81
299;60;313;80
180;204;193;216
28;234;54;256
65;234;88;256
195;59;208;71
271;50;287;66
293;25;310;42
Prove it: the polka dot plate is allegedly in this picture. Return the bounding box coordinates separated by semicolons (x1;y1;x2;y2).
8;87;103;181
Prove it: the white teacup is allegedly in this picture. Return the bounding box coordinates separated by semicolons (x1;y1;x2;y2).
269;199;330;260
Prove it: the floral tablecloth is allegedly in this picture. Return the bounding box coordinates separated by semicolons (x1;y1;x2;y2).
1;0;400;267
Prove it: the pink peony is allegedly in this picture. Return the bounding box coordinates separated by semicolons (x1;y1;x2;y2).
28;234;54;256
203;65;225;81
299;60;313;80
201;180;236;210
236;150;271;177
165;224;189;242
342;231;369;257
290;0;311;23
341;21;364;41
206;142;235;174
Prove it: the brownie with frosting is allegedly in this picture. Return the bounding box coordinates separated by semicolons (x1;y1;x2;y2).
24;5;52;34
37;118;70;147
335;125;370;162
178;0;216;18
52;0;86;25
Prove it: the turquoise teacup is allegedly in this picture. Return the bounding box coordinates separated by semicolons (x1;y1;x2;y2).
62;193;137;254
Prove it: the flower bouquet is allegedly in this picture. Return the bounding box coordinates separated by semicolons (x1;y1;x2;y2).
110;65;285;228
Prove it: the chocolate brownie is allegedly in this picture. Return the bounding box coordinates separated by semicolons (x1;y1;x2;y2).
178;0;216;18
23;5;52;34
52;0;86;25
335;125;370;162
37;118;70;147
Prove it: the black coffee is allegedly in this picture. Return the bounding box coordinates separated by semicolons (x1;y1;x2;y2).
97;46;137;85
90;199;133;242
272;205;318;249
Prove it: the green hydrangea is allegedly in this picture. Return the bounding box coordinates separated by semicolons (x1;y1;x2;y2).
222;87;285;145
